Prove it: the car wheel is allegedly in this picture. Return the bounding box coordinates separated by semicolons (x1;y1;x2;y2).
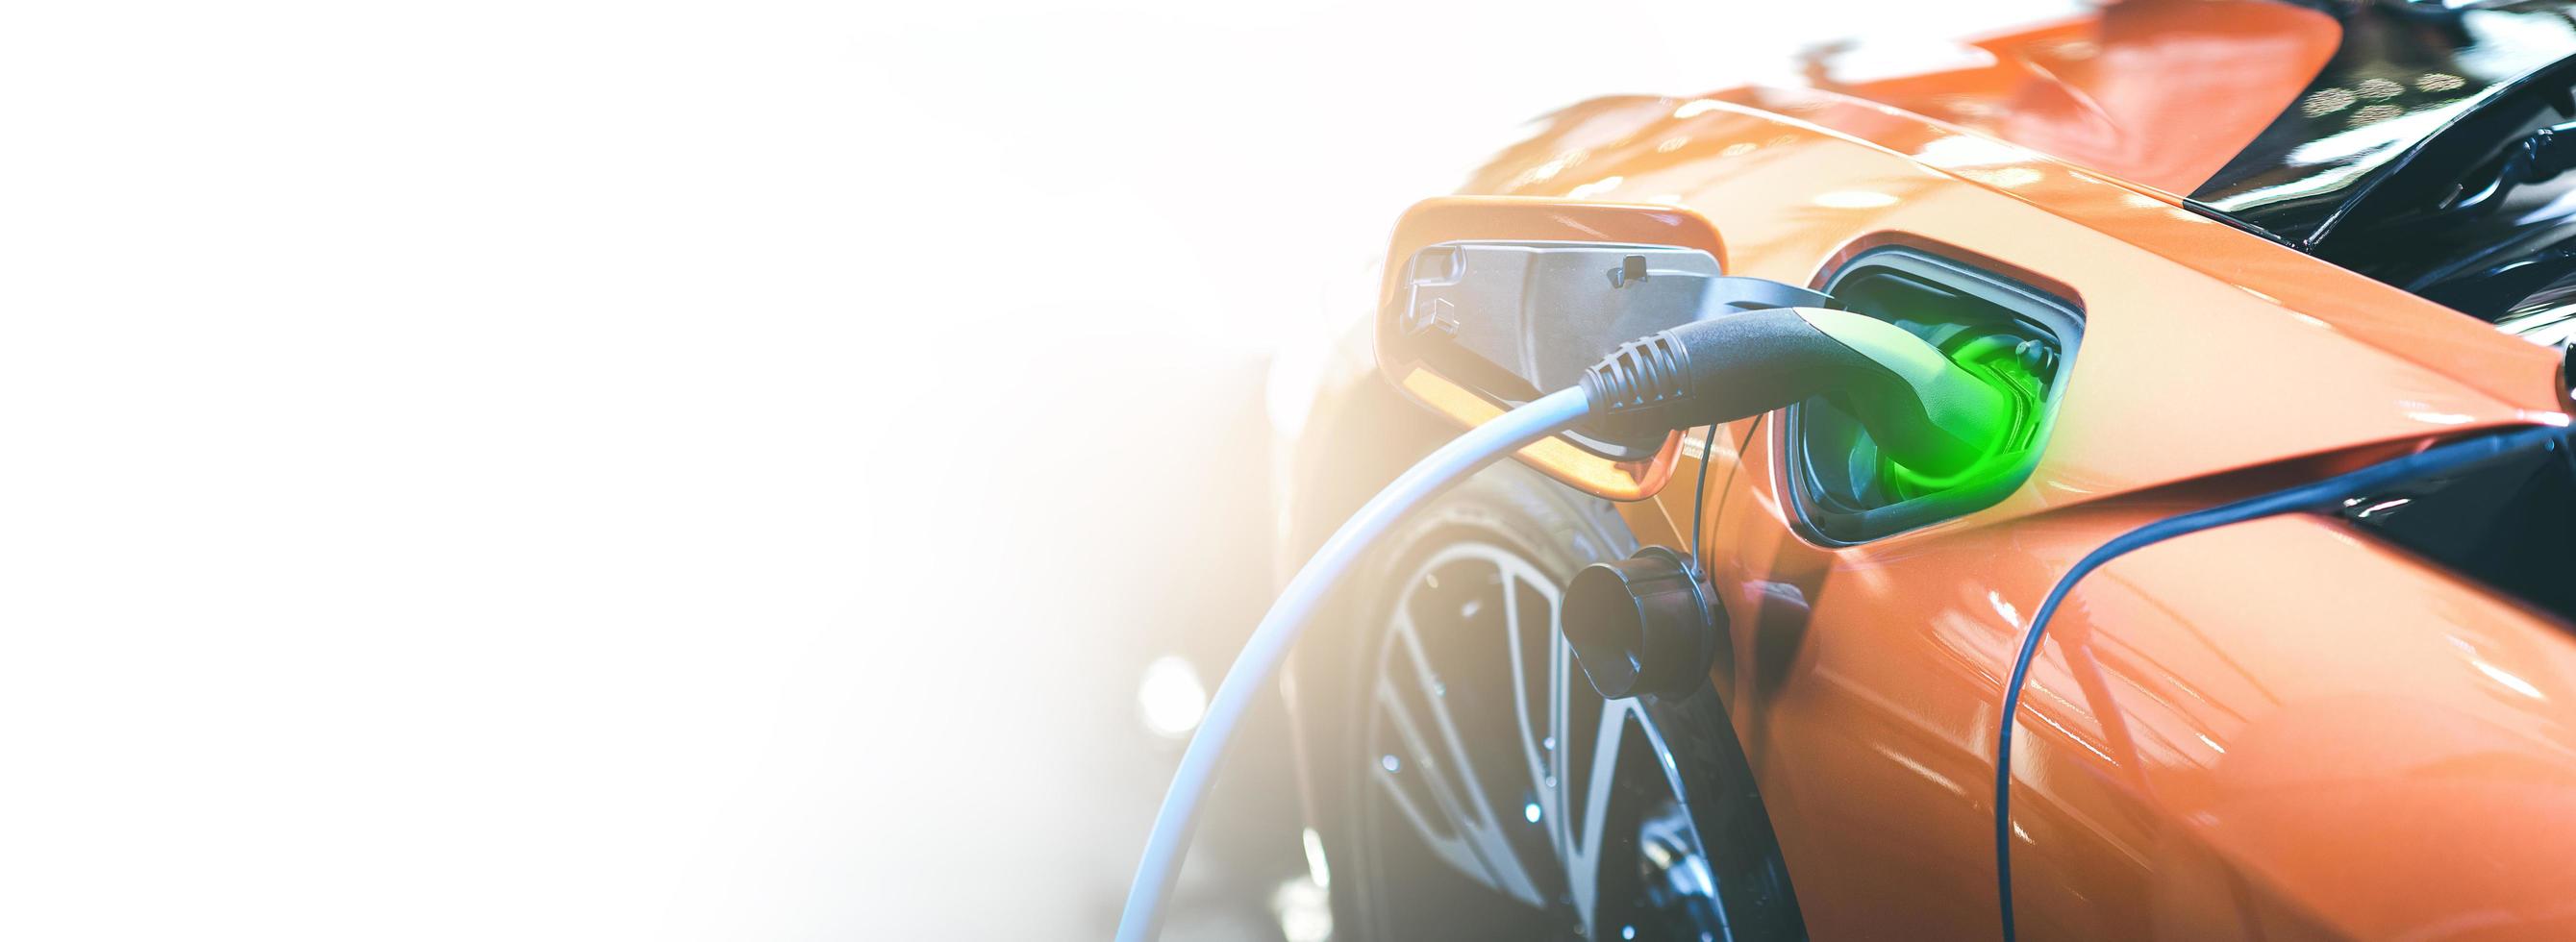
1309;462;1805;942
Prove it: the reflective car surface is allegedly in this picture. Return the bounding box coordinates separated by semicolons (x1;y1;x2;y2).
1277;1;2576;938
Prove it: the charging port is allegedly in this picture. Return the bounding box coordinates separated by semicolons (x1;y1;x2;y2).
1785;247;2081;544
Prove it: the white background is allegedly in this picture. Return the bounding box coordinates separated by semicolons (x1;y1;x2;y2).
0;1;2064;938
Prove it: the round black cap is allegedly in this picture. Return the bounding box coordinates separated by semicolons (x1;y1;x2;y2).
1562;545;1725;700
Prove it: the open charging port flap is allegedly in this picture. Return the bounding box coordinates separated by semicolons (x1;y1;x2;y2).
1391;239;1833;461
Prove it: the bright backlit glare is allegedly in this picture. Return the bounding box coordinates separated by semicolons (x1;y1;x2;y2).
1273;875;1335;942
1;0;2088;938
1138;655;1210;739
1303;826;1334;889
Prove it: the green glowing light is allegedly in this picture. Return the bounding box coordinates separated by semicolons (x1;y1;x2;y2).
1884;335;2043;499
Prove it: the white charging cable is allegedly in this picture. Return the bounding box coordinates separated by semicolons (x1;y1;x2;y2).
1113;386;1593;942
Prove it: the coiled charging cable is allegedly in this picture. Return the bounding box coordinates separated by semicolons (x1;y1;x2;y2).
1991;423;2568;941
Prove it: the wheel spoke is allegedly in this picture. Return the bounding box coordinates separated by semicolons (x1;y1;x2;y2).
1372;676;1511;894
1503;564;1574;869
1366;539;1728;940
1377;605;1546;906
1566;698;1638;934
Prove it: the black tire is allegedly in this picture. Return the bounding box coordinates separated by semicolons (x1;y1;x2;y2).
1293;461;1805;942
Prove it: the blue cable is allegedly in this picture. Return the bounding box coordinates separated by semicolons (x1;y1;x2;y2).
1991;424;2566;940
1115;385;1595;942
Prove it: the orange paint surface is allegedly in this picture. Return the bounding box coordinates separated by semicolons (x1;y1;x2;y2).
1396;4;2576;934
1816;0;2341;194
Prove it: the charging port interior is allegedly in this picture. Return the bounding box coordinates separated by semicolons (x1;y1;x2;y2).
1786;246;2082;544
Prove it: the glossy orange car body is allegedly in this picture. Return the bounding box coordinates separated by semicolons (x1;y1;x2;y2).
1302;0;2576;938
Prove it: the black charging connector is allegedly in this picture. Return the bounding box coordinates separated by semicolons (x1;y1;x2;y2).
1580;307;2014;478
1553;306;2020;704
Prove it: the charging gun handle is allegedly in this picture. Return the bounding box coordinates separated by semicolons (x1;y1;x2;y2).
1581;307;2011;477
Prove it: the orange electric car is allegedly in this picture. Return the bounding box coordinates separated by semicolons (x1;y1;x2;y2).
1269;1;2576;939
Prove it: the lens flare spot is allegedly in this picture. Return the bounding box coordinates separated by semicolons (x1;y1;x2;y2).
1137;656;1208;739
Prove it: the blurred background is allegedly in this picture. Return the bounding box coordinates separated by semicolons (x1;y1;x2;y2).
1;1;2060;939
